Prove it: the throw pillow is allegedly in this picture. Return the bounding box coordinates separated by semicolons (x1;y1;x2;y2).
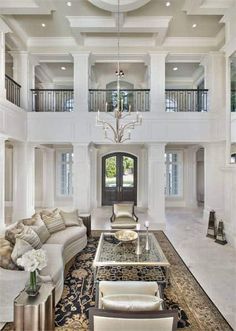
0;238;19;270
60;209;83;227
5;223;24;245
15;226;42;249
114;204;133;218
23;213;50;243
41;208;66;234
102;294;163;311
11;238;33;264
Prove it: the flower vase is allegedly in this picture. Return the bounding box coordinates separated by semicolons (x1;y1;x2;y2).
26;270;40;297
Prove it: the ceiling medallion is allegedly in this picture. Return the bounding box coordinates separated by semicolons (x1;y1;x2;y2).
88;0;151;12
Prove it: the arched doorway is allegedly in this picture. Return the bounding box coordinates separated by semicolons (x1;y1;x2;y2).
102;152;137;205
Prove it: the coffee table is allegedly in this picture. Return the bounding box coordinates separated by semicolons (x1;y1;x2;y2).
93;232;170;284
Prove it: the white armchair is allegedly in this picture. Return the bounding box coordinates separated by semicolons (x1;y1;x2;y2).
89;308;178;331
110;202;138;229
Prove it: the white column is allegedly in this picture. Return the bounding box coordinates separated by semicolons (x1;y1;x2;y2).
72;52;90;112
184;146;198;208
0;137;6;227
73;143;91;212
12;142;35;221
89;145;98;209
0;32;6;98
202;52;226;114
42;148;55;208
10;51;37;111
149;52;167;113
0;19;11;98
148;143;166;227
203;142;225;220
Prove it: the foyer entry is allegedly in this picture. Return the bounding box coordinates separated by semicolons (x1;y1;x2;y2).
102;152;137;205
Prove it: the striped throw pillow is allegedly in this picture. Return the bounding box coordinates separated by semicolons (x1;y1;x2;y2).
41;209;66;234
15;226;42;249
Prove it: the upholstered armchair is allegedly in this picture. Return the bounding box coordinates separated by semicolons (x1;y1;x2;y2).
95;281;164;311
89;309;178;331
110;202;138;229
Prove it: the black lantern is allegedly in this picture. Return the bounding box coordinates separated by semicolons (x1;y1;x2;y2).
206;210;217;239
215;220;227;245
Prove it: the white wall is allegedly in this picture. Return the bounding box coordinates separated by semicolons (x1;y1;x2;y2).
91;63;148;89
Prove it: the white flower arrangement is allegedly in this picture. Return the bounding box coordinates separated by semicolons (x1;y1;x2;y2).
17;249;47;272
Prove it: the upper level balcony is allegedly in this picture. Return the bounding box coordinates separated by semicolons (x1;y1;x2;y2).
5;75;21;107
30;88;209;113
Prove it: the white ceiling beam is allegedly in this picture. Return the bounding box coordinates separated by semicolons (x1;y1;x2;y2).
183;0;234;15
0;0;55;15
166;53;205;63
66;15;172;34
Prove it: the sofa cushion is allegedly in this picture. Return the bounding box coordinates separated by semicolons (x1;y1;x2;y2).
0;238;19;270
102;294;163;312
41;209;66;234
15;226;42;249
60;209;83;227
39;244;64;285
46;226;87;248
11;238;33;264
5;223;24;245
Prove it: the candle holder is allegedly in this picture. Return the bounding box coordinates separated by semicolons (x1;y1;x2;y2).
135;224;142;255
145;224;150;251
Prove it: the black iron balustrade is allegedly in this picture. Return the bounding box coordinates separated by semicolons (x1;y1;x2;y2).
231;90;236;112
165;89;208;112
89;89;150;112
31;89;74;112
5;75;21;107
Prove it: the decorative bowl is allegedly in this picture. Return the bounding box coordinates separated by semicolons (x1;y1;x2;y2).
114;230;138;243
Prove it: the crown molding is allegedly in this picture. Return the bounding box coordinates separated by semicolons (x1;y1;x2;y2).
0;0;55;15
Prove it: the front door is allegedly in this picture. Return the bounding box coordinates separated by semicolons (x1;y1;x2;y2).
102;153;137;205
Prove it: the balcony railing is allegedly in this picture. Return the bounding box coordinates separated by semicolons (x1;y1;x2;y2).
231;90;236;112
31;89;74;112
89;89;150;112
5;75;21;107
165;89;208;112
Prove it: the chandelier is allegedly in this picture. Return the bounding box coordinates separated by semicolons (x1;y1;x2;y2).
96;0;142;143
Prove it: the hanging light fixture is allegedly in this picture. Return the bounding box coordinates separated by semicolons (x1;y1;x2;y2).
96;0;142;143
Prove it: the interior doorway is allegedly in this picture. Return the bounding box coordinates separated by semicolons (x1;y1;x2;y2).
102;152;137;205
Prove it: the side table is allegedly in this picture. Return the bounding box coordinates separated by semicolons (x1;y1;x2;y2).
80;213;91;237
14;283;55;331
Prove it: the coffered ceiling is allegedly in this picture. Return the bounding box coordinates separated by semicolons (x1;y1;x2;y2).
1;0;234;52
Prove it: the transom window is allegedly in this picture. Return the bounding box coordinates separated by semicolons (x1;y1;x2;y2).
165;151;183;197
56;150;73;197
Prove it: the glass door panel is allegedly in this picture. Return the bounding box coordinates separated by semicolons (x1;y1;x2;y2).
122;156;134;187
105;156;117;188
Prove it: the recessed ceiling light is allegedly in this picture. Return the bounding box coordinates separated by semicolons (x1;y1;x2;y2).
41;23;46;27
61;66;66;70
67;1;72;6
166;1;171;6
192;23;197;28
173;67;178;71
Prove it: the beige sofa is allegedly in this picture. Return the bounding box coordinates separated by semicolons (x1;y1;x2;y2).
0;214;87;322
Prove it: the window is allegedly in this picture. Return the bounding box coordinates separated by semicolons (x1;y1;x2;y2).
56;150;73;197
165;151;183;197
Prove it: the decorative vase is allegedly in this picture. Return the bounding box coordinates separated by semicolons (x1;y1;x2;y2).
26;270;40;297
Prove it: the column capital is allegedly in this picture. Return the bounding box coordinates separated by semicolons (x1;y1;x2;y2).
0;18;12;33
71;51;91;59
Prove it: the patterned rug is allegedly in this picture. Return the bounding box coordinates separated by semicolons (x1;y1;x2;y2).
3;231;233;331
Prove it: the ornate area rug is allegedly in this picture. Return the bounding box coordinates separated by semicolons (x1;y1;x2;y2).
3;231;233;331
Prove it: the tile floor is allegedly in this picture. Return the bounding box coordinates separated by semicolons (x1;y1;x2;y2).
92;206;236;330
